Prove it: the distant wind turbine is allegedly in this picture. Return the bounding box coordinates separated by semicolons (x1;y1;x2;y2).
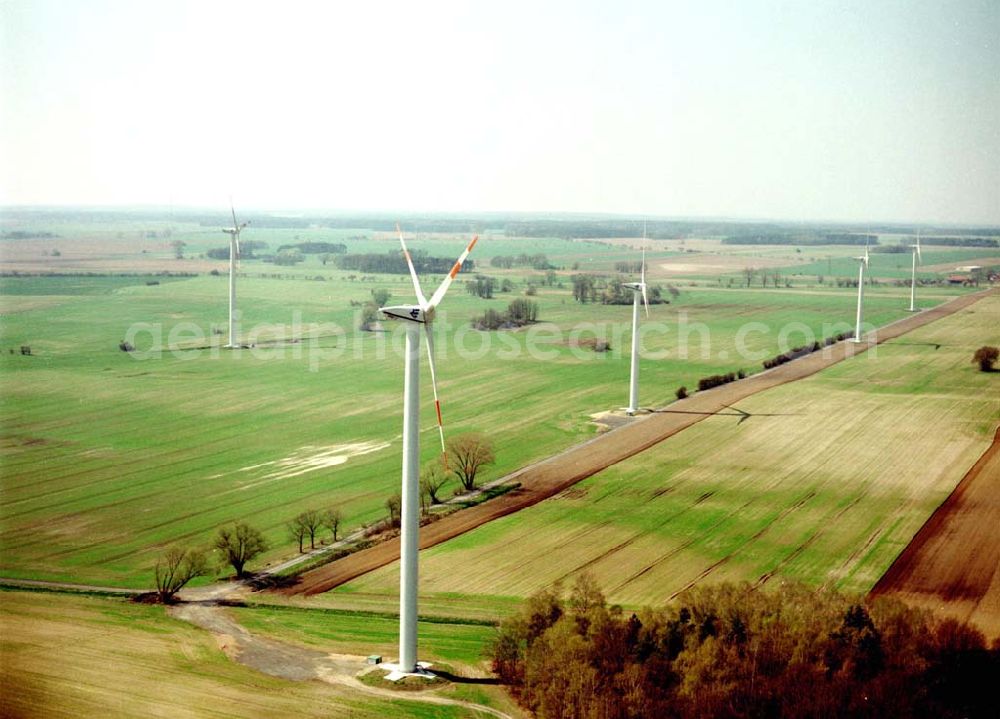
622;228;650;415
222;203;249;349
851;236;870;343
908;231;922;312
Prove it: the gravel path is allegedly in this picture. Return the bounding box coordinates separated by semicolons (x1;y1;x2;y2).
169;601;512;718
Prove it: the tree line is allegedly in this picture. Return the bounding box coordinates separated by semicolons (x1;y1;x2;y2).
205;240;270;260
724;234;879;246
336;250;475;275
491;577;1000;718
491;253;554;270
275;241;346;254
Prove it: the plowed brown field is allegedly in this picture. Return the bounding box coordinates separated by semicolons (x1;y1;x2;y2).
281;288;996;597
871;426;1000;639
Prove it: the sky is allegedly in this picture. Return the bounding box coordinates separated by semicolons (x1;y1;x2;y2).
1;0;998;224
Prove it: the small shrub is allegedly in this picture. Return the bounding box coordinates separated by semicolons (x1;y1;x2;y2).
973;346;999;372
118;341;134;352
676;386;688;399
697;372;737;391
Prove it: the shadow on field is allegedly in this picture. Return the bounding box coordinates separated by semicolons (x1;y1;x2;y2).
431;669;501;686
889;341;943;350
653;403;801;425
247;573;300;591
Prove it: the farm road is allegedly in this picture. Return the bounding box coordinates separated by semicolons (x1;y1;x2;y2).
170;601;511;718
283;288;998;597
871;425;1000;639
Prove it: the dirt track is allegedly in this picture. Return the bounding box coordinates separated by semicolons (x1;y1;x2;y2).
871;426;1000;639
282;288;997;597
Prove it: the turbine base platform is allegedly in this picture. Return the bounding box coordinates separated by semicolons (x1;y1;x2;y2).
622;407;652;417
379;661;435;682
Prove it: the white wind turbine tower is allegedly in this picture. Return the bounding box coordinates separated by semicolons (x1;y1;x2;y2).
851;237;870;343
622;235;650;415
379;225;478;678
908;231;922;312
222;204;249;349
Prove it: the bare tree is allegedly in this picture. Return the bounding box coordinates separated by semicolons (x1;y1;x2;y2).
287;516;307;553
214;522;268;578
154;546;209;603
297;509;323;550
420;461;449;505
742;267;756;288
448;433;496;492
170;239;187;259
323;508;343;543
385;494;401;528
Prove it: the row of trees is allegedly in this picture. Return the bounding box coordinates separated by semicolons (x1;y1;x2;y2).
491;577;1000;718
287;508;343;553
741;267;790;288
275;241;346;255
491;253;553;270
336;250;474;275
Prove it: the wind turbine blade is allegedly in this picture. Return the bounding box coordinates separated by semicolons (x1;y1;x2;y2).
231;203;238;231
235;234;241;270
397;224;428;308
424;324;447;465
429;234;479;308
641;246;646;286
916;230;921;262
642;284;650;318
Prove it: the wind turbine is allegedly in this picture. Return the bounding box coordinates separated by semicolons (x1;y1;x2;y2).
851;237;870;343
222;204;249;349
908;230;922;312
622;236;650;415
379;225;477;677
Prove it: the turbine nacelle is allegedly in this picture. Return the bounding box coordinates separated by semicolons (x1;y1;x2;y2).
622;281;645;291
223;222;249;235
380;305;434;324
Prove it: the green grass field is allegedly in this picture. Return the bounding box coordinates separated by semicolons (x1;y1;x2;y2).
331;294;1000;611
0;220;987;591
